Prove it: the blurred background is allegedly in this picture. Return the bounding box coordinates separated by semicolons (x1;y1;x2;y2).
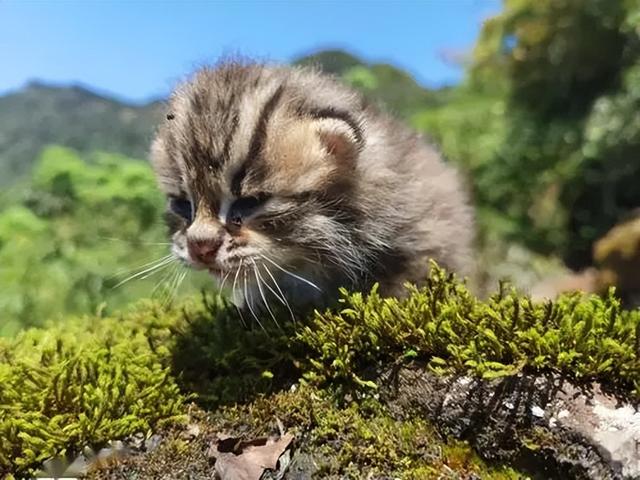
0;0;638;336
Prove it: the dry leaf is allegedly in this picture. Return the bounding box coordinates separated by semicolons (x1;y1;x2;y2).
209;432;294;480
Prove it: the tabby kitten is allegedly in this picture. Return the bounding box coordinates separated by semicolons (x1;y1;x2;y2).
151;61;474;312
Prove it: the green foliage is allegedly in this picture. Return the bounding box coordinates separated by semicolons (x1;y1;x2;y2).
2;264;639;475
416;0;640;266
473;0;629;115
563;60;640;264
0;146;207;336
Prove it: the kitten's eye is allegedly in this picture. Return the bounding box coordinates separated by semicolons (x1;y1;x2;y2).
227;195;267;227
169;196;193;222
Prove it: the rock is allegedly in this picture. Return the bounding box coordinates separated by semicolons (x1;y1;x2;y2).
594;214;640;306
530;267;599;300
378;365;640;479
476;236;571;297
144;434;163;452
84;367;640;479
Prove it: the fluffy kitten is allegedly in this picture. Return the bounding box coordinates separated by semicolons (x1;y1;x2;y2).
150;61;474;311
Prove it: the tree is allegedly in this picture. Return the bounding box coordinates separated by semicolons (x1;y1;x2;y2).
416;0;640;267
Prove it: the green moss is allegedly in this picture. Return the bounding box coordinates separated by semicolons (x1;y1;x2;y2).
301;263;640;393
0;304;186;474
232;386;524;478
163;293;297;407
111;386;523;479
2;264;639;476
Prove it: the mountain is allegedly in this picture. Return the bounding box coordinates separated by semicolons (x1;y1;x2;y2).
0;50;443;186
294;49;446;117
294;49;364;75
0;81;163;186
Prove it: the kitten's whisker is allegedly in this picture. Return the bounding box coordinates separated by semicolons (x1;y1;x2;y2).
232;260;247;328
138;260;175;281
231;260;243;306
165;266;186;307
321;252;359;284
259;254;323;292
151;263;178;298
112;256;174;289
253;261;285;305
100;236;172;246
159;266;176;306
170;269;188;305
160;263;180;306
251;260;280;328
244;270;265;331
218;271;231;294
110;254;173;279
235;304;247;328
261;263;296;324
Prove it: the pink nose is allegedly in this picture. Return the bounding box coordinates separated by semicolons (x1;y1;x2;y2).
187;238;222;264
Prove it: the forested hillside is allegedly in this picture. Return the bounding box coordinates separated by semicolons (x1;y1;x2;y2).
0;82;162;185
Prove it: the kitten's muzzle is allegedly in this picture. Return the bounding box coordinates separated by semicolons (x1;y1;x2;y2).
187;237;223;266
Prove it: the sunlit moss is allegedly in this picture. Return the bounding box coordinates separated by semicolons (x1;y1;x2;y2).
2;264;639;476
300;263;640;393
0;305;186;474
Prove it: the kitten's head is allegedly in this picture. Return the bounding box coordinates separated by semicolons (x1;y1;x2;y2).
151;62;369;305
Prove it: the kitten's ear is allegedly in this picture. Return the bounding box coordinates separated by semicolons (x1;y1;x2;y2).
313;118;362;162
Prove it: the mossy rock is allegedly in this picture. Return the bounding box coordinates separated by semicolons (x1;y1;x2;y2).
1;264;639;477
87;387;524;479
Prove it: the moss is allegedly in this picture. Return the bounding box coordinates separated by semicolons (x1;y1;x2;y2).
2;264;639;476
520;426;556;453
0;303;186;475
300;263;640;393
90;386;524;479
237;386;524;478
164;293;298;407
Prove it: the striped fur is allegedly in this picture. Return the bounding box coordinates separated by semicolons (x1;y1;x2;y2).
150;60;475;308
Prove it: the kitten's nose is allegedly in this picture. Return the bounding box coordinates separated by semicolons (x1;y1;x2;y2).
187;238;222;264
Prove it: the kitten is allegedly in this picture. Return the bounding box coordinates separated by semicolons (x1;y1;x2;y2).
150;60;474;312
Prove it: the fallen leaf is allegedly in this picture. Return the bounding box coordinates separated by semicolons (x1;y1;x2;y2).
209;432;294;480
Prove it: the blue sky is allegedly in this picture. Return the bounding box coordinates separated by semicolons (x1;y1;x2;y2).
0;0;500;103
